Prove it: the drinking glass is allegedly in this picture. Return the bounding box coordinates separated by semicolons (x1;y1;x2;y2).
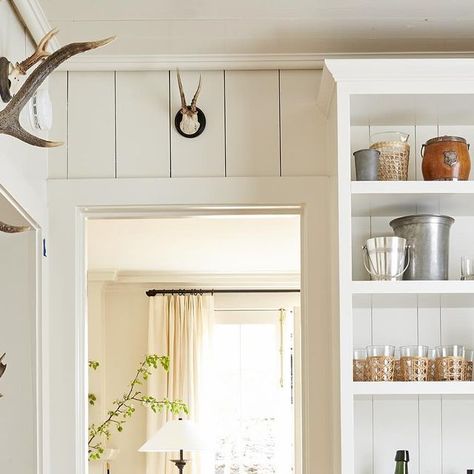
461;257;474;280
427;348;437;381
366;345;395;381
353;348;367;382
435;345;465;381
400;345;429;381
464;349;474;381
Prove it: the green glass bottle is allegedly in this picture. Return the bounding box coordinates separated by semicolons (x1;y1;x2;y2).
394;450;409;474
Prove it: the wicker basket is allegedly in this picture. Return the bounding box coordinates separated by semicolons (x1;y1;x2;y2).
370;141;410;181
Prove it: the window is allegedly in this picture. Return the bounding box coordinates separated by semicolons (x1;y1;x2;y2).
212;309;296;474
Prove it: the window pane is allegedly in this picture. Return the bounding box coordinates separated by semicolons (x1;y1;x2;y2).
214;321;294;474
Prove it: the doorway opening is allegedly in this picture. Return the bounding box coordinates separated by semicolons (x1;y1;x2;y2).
85;210;302;474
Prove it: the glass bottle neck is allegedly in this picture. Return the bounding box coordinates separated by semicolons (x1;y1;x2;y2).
394;461;408;474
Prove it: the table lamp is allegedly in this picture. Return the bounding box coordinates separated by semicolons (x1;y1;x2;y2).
139;418;209;473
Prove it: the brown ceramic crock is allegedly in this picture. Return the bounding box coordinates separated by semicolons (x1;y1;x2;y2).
421;136;471;181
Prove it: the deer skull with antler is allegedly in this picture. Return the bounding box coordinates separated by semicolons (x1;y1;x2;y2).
175;71;206;138
0;30;115;147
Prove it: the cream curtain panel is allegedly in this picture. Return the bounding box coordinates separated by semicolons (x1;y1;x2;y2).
146;293;214;474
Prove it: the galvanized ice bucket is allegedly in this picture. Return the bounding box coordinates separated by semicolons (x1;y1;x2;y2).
362;236;410;281
389;214;455;280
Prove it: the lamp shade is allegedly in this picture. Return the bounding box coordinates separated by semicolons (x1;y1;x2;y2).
139;419;209;452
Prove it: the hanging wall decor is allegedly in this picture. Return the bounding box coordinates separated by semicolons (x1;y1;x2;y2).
0;29;58;104
0;221;31;233
174;70;206;138
0;353;6;398
0;31;115;147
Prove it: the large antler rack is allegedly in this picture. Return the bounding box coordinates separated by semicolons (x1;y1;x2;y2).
0;36;115;147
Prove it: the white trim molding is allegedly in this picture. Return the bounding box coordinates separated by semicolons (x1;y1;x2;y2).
47;176;331;474
58;51;474;72
11;0;60;49
87;270;301;289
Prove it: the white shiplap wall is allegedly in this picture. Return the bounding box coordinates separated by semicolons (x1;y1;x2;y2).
48;69;327;179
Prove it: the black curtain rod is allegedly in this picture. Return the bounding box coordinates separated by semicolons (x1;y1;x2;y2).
146;289;300;297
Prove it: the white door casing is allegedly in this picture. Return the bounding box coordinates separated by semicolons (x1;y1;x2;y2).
47;176;333;474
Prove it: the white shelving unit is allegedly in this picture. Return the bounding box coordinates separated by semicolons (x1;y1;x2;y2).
352;280;474;294
321;59;474;474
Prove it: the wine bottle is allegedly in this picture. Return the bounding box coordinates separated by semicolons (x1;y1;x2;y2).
394;450;409;474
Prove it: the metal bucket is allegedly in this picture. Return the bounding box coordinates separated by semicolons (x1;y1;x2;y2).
362;236;410;281
389;214;455;280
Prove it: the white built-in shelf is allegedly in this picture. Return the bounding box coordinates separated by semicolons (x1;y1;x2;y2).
350;93;474;127
352;280;474;294
351;181;474;217
353;381;474;396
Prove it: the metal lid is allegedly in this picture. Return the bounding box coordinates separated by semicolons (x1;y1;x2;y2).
425;135;466;146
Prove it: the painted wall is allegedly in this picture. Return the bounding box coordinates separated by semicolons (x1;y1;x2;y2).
0;4;49;474
87;281;299;474
48;69;327;179
0;1;48;227
0;231;37;474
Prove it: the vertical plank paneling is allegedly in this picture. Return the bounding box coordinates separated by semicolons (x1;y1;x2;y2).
354;398;373;474
68;72;115;178
225;70;280;177
353;295;372;347
373;397;420;474
442;397;474;473
372;295;418;347
280;70;326;176
170;71;225;177
48;72;68;179
418;296;441;347
116;71;170;178
419;397;442;474
414;125;438;181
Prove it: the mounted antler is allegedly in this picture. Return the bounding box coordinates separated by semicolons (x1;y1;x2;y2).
0;36;115;147
0;29;58;103
175;70;206;138
11;29;59;79
0;221;31;233
0;353;6;398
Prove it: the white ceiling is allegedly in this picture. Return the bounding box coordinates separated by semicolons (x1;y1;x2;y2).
40;0;474;56
86;215;300;274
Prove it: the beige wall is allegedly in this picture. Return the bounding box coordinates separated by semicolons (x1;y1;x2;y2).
88;282;299;474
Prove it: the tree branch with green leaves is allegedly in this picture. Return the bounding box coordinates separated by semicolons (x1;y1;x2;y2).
88;354;188;460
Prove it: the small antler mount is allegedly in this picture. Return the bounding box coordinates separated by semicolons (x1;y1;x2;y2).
174;71;206;139
0;353;6;398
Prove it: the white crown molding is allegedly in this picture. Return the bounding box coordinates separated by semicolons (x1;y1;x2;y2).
58;53;326;71
11;0;60;49
88;270;300;289
57;51;474;72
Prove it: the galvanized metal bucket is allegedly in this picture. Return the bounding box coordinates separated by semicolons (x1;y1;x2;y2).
389;214;455;280
362;236;410;281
